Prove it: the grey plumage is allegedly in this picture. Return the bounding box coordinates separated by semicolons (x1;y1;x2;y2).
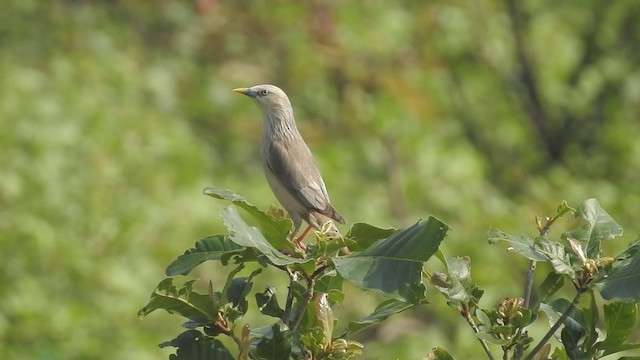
233;84;345;239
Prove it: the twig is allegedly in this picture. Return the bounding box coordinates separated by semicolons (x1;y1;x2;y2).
524;291;584;360
291;277;316;331
461;305;496;360
283;267;297;326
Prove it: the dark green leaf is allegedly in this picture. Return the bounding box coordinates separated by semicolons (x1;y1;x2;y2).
341;299;414;337
596;244;640;301
488;229;546;261
255;287;285;319
204;187;293;250
538;273;565;304
138;278;219;321
166;235;245;276
226;268;262;314
221;206;309;266
582;291;599;351
562;198;623;259
424;346;455;360
159;330;234;360
346;223;396;251
333;217;448;302
597;302;637;355
255;323;291;360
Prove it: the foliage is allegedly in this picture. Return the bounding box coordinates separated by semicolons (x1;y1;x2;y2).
142;193;640;359
140;188;448;359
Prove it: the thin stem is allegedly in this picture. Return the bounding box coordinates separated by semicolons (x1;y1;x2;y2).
283;267;297;326
524;291;583;360
461;305;496;360
522;260;537;309
291;277;316;331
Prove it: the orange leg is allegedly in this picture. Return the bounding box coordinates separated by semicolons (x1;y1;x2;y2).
292;225;312;251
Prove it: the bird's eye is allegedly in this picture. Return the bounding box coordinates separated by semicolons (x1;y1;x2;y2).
259;89;269;96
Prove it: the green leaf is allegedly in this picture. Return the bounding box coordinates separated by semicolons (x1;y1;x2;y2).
315;270;345;305
333;217;449;302
488;230;547;261
314;294;333;348
226;267;262;316
255;323;292;360
538;273;565;304
204;187;293;250
597;302;637;355
221;206;309;266
342;299;414;337
562;198;623;259
476;332;510;346
138;278;218;321
255;287;285;319
166;235;245;276
159;330;234;360
346;223;396;251
596;243;640;301
424;346;455;360
445;257;482;307
534;238;575;277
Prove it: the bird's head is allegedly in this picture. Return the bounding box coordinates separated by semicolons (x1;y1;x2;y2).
233;84;292;112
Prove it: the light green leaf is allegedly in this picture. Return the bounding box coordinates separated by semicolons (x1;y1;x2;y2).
562;198;623;259
138;278;218;321
342;299;414;336
534;238;575;277
204;187;293;250
346;223;396;251
221;206;310;266
333;217;449;302
165;235;246;276
424;346;455;360
488;229;547;261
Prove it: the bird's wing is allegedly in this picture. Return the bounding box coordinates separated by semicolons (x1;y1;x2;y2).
266;139;331;213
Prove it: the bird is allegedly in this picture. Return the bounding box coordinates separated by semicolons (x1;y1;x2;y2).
232;84;345;250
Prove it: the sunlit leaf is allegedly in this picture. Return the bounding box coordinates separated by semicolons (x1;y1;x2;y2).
346;223;396;251
315;294;333;349
342;299;414;336
333;217;448;302
534;238;575;277
138;278;219;321
562;198;623;259
423;346;455;360
204;187;293;250
488;230;546;261
221;206;310;266
166;235;245;276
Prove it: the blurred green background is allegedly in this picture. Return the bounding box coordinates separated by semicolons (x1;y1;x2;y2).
2;0;640;359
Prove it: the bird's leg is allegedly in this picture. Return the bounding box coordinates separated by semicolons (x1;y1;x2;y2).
291;225;312;251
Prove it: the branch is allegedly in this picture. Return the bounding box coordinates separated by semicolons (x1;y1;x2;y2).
524;290;584;360
461;305;496;360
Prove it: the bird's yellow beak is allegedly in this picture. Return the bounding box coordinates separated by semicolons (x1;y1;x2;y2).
233;87;258;98
232;88;248;94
